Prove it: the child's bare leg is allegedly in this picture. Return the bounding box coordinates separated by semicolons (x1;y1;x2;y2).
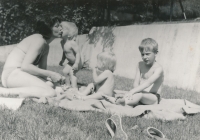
70;75;78;88
125;93;157;106
139;93;158;105
79;83;94;96
62;64;72;87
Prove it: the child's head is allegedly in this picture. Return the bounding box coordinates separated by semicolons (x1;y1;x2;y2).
139;38;158;54
97;51;116;72
139;38;158;65
61;21;78;40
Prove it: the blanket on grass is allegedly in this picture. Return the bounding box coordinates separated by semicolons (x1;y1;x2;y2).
0;97;24;110
58;98;200;121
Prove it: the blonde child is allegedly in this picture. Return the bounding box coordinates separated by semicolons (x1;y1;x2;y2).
59;21;82;88
78;51;116;100
103;38;164;106
55;51;117;102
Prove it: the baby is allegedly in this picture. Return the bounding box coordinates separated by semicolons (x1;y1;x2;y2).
59;21;81;88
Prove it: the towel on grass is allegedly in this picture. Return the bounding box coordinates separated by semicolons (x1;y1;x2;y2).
0;97;24;110
58;98;200;121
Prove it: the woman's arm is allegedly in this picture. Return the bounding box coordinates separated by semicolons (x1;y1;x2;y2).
38;46;49;70
21;38;61;82
133;63;140;88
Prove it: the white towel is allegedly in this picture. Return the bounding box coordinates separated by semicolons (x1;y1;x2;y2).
0;97;24;110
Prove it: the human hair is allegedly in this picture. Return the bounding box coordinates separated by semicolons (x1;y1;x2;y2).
139;38;158;53
35;14;61;39
97;51;116;72
61;21;78;39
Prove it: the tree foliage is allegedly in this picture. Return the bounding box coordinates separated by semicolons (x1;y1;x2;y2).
0;0;105;45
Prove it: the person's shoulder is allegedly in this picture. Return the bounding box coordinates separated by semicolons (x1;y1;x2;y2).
30;34;46;43
154;62;163;71
153;62;164;75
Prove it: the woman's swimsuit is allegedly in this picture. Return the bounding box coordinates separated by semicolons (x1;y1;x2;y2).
1;46;44;87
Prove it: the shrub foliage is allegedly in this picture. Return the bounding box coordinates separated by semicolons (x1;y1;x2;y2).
1;0;200;46
0;0;105;45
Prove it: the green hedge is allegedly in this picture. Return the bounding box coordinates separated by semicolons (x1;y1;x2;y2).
0;0;104;45
1;0;200;46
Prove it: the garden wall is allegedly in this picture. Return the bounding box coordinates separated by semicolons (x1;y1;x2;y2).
1;22;200;92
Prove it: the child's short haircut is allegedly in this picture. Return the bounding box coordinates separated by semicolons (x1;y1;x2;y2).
61;21;78;38
97;51;116;72
139;38;158;53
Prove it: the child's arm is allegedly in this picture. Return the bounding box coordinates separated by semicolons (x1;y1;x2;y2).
71;42;80;70
129;67;163;95
93;68;110;84
133;63;140;88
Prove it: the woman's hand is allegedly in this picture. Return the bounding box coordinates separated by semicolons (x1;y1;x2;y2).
49;72;64;84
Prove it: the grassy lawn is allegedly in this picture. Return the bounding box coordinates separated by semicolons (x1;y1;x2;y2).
0;63;200;140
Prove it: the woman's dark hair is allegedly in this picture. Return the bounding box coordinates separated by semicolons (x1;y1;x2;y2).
35;14;61;39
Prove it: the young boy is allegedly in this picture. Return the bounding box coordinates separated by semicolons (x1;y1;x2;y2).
59;21;81;88
103;38;164;106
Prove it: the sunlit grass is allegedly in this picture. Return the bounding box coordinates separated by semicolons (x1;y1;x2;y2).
0;63;200;140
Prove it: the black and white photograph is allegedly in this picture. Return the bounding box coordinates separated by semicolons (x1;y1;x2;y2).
0;0;200;139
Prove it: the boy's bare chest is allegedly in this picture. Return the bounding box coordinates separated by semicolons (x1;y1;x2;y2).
140;69;154;79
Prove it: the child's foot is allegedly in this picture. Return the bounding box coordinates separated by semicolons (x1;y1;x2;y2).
102;95;116;104
55;86;64;96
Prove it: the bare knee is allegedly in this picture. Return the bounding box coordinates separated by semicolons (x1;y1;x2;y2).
124;92;143;106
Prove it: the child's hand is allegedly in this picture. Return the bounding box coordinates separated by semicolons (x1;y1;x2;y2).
72;63;78;71
115;93;124;99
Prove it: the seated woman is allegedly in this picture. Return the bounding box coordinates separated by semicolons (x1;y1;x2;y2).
0;14;64;101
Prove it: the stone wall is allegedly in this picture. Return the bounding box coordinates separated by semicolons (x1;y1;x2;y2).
1;22;200;92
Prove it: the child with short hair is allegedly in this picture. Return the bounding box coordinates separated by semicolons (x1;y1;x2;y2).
103;38;164;106
59;21;81;88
